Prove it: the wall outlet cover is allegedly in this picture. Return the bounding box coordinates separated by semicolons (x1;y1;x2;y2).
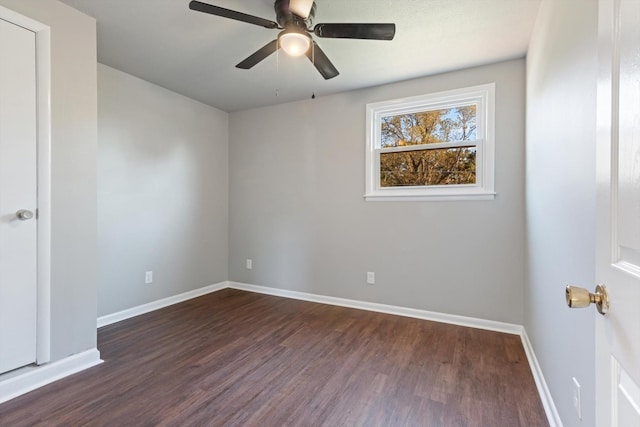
367;272;375;285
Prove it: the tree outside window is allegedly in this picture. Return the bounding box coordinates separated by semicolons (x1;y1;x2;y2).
380;105;477;187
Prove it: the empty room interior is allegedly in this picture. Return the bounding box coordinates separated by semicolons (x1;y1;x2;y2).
1;0;639;426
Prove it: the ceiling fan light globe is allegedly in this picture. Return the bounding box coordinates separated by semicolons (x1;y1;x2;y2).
280;32;310;56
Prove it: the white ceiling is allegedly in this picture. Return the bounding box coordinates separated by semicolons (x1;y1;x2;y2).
58;0;541;112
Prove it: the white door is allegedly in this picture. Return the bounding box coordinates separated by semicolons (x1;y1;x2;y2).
595;0;640;425
0;17;38;374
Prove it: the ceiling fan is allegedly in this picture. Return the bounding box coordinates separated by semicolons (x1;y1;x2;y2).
188;0;396;80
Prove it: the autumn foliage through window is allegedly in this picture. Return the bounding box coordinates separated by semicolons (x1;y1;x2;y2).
366;83;495;201
379;106;477;187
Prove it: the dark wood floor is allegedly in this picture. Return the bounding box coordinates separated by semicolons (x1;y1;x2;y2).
0;289;548;426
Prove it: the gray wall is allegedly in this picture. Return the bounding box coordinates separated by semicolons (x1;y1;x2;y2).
229;59;526;324
97;64;228;316
0;0;98;361
525;0;597;425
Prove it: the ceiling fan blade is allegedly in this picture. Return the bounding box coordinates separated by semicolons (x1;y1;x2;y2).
313;23;396;40
306;41;339;80
289;0;314;19
236;40;280;69
189;1;278;29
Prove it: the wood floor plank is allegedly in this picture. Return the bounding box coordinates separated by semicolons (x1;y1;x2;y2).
0;289;549;426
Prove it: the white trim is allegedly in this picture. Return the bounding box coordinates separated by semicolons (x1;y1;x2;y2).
380;140;479;153
35;23;52;366
98;280;522;334
97;281;229;328
364;192;496;202
228;282;521;335
365;83;495;201
0;5;52;366
521;329;563;427
0;348;102;405
0;5;47;29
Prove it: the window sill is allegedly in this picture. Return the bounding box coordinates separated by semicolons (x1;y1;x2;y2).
364;192;496;202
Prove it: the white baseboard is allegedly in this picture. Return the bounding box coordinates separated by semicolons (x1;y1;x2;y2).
97;281;229;327
521;329;563;427
0;348;102;405
228;281;523;335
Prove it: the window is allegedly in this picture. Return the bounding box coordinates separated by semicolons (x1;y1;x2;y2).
365;83;495;201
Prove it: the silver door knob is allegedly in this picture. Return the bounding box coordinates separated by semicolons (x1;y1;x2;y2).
15;209;34;221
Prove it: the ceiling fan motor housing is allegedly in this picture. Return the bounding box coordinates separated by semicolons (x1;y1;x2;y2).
274;0;316;28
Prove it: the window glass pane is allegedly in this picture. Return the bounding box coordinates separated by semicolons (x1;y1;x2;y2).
380;105;477;148
380;147;476;187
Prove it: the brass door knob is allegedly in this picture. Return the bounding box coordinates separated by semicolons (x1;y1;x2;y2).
565;284;609;315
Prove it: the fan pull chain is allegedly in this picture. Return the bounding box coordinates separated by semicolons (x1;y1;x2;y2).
275;50;279;97
311;42;316;100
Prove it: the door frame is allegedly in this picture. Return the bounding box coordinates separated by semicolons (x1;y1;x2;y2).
0;5;51;365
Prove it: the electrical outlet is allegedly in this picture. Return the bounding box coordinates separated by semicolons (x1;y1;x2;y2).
367;272;375;285
246;259;252;270
145;271;153;284
572;377;582;419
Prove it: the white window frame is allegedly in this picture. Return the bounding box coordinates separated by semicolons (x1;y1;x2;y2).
365;83;496;202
